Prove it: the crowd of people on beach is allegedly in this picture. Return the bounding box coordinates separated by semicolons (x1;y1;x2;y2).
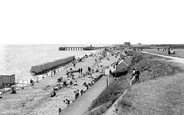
1;49;133;115
55;51;121;113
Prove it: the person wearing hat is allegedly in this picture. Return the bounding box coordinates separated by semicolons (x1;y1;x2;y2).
131;68;140;83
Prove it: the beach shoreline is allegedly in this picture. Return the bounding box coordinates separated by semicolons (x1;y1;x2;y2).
0;44;101;82
0;49;115;115
0;50;101;95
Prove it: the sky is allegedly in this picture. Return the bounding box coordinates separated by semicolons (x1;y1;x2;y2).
0;0;184;45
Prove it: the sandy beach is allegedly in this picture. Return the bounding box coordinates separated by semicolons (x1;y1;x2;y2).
0;51;117;115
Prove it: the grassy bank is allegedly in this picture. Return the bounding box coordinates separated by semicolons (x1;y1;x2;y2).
87;50;184;115
116;73;184;115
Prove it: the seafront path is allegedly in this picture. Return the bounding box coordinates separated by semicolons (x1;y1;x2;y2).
59;56;117;115
0;52;118;115
141;51;184;64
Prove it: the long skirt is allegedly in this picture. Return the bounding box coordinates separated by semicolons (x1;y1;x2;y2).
130;76;136;85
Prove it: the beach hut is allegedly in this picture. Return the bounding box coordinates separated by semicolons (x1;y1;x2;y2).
112;57;132;77
0;74;15;88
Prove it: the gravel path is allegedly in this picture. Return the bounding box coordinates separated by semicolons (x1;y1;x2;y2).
141;51;184;64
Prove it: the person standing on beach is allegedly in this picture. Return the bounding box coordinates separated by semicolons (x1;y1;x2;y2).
30;79;34;86
109;69;112;75
80;89;84;95
53;70;56;75
74;90;79;99
88;67;91;72
84;82;89;90
95;59;97;62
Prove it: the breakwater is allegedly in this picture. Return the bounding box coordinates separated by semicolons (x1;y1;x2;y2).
30;56;75;75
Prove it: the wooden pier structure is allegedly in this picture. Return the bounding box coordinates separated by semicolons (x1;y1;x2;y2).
59;45;112;51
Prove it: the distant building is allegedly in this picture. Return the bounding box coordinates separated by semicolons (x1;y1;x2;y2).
124;42;131;47
138;43;141;45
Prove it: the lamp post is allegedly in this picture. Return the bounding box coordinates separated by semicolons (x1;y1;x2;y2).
105;68;110;87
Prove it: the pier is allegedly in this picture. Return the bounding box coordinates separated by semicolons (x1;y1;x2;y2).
59;45;112;51
59;47;85;51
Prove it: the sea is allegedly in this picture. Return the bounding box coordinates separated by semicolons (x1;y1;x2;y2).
0;44;99;81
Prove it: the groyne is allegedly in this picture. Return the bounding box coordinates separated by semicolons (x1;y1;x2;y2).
30;56;75;75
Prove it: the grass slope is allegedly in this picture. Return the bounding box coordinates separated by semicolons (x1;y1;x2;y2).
117;73;184;115
87;51;183;115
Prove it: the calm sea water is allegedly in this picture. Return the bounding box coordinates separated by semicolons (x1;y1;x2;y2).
0;44;98;81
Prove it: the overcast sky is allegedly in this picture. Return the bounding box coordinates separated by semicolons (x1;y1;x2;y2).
0;0;184;44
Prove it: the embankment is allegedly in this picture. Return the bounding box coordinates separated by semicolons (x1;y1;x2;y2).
86;50;184;115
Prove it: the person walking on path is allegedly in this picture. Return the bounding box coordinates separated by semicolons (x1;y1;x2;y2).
131;68;140;83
